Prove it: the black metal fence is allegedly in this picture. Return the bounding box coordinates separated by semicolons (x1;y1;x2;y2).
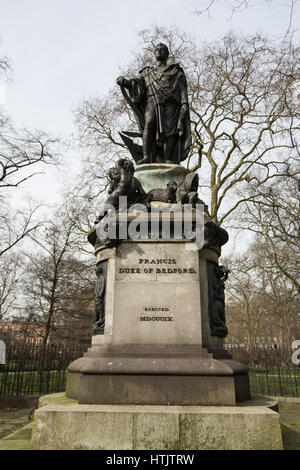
0;341;87;397
0;342;299;398
226;345;300;398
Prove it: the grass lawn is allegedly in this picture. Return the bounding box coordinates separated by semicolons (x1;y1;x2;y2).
248;365;300;398
0;370;66;396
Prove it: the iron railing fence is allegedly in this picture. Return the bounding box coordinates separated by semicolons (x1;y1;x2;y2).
225;345;300;398
0;341;88;397
0;341;299;397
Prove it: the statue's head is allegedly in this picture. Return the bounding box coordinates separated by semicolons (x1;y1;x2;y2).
107;167;120;191
116;158;135;175
167;181;178;193
155;43;169;61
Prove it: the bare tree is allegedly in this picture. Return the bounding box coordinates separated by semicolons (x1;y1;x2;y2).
62;186;99;256
0;253;20;320
225;239;299;347
21;209;93;345
0;39;10;78
0;117;59;256
0;200;44;257
238;173;300;293
225;252;267;348
0;119;58;190
262;264;299;347
193;0;299;33
74;27;300;226
0;129;59;257
0;40;59;257
187;31;299;225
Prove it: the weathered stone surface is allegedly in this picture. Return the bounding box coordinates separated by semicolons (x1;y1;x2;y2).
31;393;283;450
94;241;203;347
113;282;201;345
179;408;283;450
66;351;250;404
76;374;244;406
32;405;134;450
67;240;250;405
135;410;180;450
91;241;225;351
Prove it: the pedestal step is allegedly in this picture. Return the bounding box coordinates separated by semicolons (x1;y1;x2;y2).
31;393;283;450
66;355;250;405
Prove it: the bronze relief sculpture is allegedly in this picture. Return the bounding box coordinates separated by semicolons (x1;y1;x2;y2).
92;262;107;335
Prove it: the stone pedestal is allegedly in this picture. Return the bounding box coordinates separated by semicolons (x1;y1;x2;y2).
31;393;283;450
66;239;250;405
32;166;263;449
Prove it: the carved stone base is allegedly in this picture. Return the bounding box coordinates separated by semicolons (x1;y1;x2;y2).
70;238;250;406
66;347;250;405
31;393;283;450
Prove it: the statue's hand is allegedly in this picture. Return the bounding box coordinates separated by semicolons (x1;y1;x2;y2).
177;121;184;137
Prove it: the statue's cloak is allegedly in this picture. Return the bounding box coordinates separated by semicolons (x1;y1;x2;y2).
121;62;192;162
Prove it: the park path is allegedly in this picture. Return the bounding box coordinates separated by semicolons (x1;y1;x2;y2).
280;408;300;450
0;408;33;439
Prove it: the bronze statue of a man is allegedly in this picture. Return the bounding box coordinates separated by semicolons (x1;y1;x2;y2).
117;43;192;165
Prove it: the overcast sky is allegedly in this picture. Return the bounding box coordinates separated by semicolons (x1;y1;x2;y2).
0;0;299;251
1;0;299;134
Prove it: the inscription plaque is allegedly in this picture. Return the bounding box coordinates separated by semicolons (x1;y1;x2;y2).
111;241;202;346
